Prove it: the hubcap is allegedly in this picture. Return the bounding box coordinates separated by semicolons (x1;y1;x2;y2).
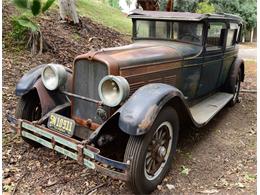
144;121;173;180
158;146;166;157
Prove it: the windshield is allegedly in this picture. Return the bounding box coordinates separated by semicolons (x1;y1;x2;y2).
135;20;203;45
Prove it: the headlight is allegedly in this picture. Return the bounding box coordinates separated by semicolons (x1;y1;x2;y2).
41;64;67;91
98;75;130;107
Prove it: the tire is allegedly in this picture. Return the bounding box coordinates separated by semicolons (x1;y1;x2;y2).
228;69;241;107
124;106;179;194
15;91;43;147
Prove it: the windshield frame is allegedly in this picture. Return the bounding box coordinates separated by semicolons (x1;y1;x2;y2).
132;19;206;46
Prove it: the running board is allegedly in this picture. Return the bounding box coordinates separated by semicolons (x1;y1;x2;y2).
189;92;233;125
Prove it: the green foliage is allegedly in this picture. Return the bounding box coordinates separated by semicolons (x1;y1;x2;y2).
209;0;239;13
209;0;257;29
196;0;215;14
107;0;120;9
31;0;42;16
13;0;28;9
174;0;256;30
17;16;39;31
42;0;56;13
174;0;198;12
159;0;168;11
11;16;29;41
12;0;55;32
12;0;55;54
237;0;257;29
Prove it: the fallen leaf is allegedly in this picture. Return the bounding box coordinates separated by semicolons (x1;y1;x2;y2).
166;184;175;190
236;182;245;188
157;185;163;191
3;184;14;192
244;173;256;182
3;178;12;185
199;189;219;194
180;165;190;176
2;192;11;195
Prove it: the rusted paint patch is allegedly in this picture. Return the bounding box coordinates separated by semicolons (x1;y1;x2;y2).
34;80;56;116
138;105;159;132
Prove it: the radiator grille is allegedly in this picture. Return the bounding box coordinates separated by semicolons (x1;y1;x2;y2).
72;60;108;123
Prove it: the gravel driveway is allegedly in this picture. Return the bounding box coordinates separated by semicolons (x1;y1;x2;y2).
238;47;257;60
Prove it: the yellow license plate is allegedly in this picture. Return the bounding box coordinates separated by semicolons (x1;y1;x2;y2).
47;113;75;136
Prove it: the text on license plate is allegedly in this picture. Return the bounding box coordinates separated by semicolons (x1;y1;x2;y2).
48;113;75;136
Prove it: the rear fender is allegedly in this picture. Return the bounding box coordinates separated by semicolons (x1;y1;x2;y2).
224;57;245;92
230;58;245;83
16;64;73;116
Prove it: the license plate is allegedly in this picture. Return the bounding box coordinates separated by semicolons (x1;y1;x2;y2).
47;113;75;136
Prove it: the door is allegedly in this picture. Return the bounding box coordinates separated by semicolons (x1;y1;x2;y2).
196;22;227;97
218;23;240;87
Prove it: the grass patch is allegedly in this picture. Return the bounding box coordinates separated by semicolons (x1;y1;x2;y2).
76;0;132;35
244;60;256;77
71;33;81;41
245;59;257;65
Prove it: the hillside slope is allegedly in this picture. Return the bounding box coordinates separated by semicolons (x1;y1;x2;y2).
77;0;132;34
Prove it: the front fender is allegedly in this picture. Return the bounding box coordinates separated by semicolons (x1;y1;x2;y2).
16;64;72;96
118;83;186;135
15;64;73;115
16;64;46;96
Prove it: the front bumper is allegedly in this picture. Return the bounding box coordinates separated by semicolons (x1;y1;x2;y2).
7;115;129;181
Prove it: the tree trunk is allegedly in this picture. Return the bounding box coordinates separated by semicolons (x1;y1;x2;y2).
59;0;79;24
242;35;245;43
136;0;174;11
250;27;254;43
136;0;160;11
166;0;174;11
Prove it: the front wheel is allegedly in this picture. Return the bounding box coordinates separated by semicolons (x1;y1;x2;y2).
15;91;43;147
124;107;179;194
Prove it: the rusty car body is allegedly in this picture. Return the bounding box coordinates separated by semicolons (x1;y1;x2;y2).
8;10;244;194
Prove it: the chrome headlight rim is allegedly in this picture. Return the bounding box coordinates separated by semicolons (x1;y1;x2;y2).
98;75;130;107
41;64;67;91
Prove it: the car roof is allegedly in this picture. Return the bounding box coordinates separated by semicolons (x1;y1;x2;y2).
128;9;242;22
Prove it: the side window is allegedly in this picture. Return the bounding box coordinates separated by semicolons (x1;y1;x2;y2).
226;23;239;47
206;22;227;50
136;20;151;38
172;22;203;44
155;21;168;39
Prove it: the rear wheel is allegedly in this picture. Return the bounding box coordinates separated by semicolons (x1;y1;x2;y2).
15;91;42;147
124;107;179;194
229;69;241;107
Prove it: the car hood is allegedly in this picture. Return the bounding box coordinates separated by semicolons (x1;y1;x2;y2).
95;40;203;68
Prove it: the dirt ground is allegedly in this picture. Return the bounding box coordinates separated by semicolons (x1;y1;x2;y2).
2;2;257;195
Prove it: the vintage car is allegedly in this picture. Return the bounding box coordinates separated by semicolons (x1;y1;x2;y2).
8;10;244;194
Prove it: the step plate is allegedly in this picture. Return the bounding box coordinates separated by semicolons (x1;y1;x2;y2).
190;92;233;125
